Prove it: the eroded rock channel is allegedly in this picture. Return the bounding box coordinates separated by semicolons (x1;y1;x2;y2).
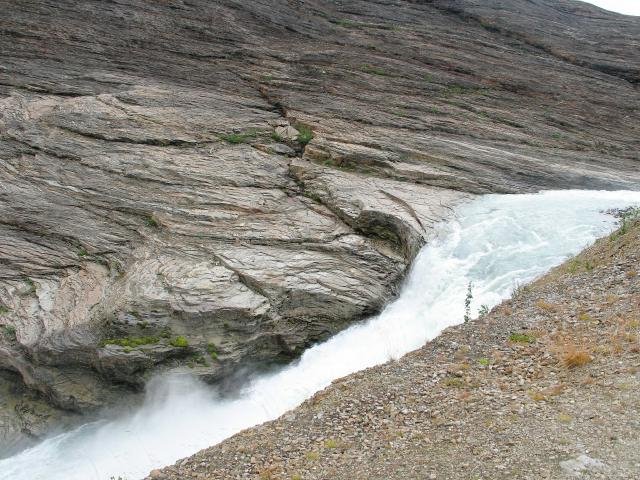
0;0;639;452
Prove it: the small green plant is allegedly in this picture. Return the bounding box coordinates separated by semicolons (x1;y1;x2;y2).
509;332;535;344
145;214;160;228
478;304;489;317
305;450;320;461
0;305;10;316
220;130;256;144
170;335;189;348
324;438;339;448
296;125;314;145
360;64;388;76
22;277;36;296
1;324;16;339
567;258;595;274
271;131;284;142
77;246;88;257
187;354;207;368
464;282;473;323
206;342;218;360
478;357;490;367
443;377;465;388
101;336;159;348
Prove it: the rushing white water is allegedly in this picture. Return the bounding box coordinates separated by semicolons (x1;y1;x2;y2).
2;190;639;480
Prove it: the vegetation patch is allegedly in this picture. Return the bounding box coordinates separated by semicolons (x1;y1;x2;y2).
170;335;189;348
610;207;640;241
296;125;314;145
0;305;10;316
360;64;388;76
305;450;320;461
441;83;486;97
535;299;557;313
220;130;257;144
101;336;159;348
187;354;207;368
145;214;161;228
477;357;490;367
323;438;339;449
1;324;16;339
20;277;36;296
442;377;465;388
206;342;218;360
508;332;536;344
566;258;595;274
557;342;592;368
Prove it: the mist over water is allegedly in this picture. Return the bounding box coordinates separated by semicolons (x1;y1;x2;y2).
2;190;639;480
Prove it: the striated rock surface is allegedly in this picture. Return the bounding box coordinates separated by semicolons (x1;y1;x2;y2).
0;0;639;451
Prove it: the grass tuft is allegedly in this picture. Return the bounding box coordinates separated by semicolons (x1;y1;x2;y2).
559;343;592;368
296;125;314;145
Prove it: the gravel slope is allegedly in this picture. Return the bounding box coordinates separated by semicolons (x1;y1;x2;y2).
150;215;640;479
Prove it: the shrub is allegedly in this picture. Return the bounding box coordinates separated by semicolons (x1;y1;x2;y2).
170;336;189;348
206;342;218;360
0;305;9;316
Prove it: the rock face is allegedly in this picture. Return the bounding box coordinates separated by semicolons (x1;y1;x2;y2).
0;0;638;451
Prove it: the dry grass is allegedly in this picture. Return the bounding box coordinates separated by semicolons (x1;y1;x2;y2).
563;348;592;368
547;327;595;368
535;299;557;313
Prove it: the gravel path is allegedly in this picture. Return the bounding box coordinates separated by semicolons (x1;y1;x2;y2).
149;218;640;480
